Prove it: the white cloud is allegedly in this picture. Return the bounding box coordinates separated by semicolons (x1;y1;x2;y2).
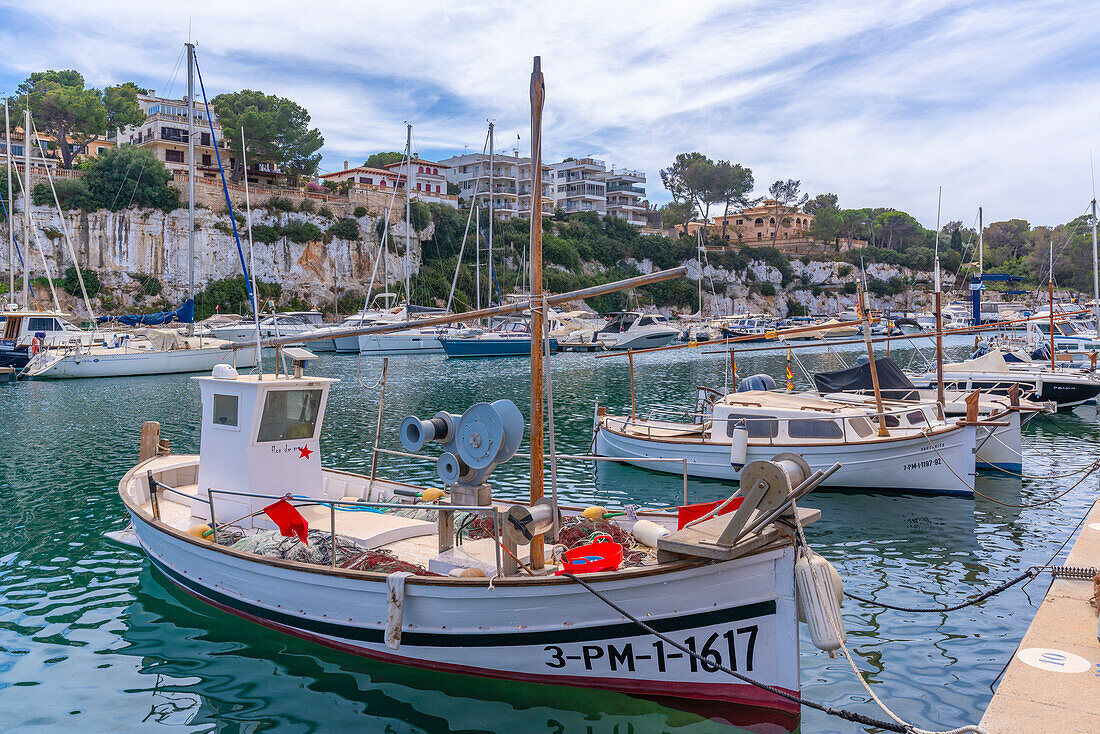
1;0;1098;226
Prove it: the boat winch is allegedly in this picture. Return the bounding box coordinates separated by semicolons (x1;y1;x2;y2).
400;399;523;505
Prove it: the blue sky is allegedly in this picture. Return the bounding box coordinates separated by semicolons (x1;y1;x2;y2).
2;0;1099;228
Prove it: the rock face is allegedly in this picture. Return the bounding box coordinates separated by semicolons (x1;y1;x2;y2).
5;204;426;310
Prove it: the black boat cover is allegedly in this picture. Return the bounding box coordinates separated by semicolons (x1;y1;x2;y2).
812;357;920;399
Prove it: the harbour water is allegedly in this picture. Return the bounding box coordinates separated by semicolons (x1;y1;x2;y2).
1;336;1096;732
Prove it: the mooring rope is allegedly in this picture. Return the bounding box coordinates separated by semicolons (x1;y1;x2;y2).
561;571;911;733
921;432;1100;507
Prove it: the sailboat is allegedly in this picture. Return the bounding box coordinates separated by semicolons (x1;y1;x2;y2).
20;45;257;379
108;59;842;727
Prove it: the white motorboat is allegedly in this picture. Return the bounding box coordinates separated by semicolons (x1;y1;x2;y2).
907;349;1100;409
550;310;607;350
112;358;828;729
595;311;679;350
596;388;976;494
208;314;318;344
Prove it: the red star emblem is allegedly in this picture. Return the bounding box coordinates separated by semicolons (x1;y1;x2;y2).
298;445;313;459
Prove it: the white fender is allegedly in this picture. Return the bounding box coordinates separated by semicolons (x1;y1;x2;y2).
729;425;748;470
795;551;845;654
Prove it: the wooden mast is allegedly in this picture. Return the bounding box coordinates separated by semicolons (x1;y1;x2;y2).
934;187;945;407
858;283;889;436
528;56;546;571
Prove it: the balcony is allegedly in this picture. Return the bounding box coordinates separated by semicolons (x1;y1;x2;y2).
608;168;644;182
606;183;645;195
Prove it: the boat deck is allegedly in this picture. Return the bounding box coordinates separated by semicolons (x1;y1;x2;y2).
979;500;1100;731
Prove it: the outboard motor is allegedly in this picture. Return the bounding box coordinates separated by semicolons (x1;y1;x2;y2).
737;373;776;392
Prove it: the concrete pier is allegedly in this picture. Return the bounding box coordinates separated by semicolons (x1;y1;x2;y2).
980;500;1100;732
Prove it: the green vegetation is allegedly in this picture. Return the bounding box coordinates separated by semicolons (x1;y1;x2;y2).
211;89;324;186
363;152;404;169
353;205;368;218
327;218;361;241
280;220;323;244
28;147;179;212
62;266;101;297
134;274;162;296
194;276;283;321
10;71;144;169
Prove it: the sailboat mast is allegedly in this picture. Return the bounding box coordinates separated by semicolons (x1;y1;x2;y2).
4;99;12;305
404;123;412;312
475;206;481;312
1049;242;1056;370
241;126;263;376
488;121;494;306
186;43;196;335
528;57;546;571
934;186;944;406
1091;197;1098;329
22;109;30;309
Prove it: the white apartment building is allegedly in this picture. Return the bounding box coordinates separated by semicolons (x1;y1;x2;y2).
319;158;458;208
439;151;521;217
549;157;606;216
603;167;647;227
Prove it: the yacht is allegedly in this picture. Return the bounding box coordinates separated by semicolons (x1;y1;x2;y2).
594;311;679;350
208;314;319;344
720;315;777;342
0;307;99;368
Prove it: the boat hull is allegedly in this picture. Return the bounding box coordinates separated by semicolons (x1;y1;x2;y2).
974;412;1022;473
909;372;1100;409
596;417;976;494
24;345;259;379
441;337;560;357
124;506;800;724
335;331;445;355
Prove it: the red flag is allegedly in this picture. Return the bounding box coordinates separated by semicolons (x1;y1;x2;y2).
263;499;309;544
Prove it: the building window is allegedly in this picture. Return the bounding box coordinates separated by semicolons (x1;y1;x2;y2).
201;132;210;146
736;219;743;225
433;167;438;175
166;150;185;163
757;232;762;238
202;154;211;166
754;218;763;225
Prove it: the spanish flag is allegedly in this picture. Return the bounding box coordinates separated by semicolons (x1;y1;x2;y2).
785;349;794;392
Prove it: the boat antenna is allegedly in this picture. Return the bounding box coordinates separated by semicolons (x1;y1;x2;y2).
241;126;264;378
488;120;494;305
528;56;547;571
933;186;944;406
1048;240;1056;370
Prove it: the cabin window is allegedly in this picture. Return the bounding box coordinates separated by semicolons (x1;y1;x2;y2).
787;419;843;439
638;316;654;326
724;413;778;439
907;410;926;426
28;317;58;332
257;389;323;442
848;417;873;438
212;394;239;428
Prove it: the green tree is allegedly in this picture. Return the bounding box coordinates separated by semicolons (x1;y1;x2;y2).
658;201;694;234
660;152;714;224
11;70;143;169
805;193;843;245
81;146;179;212
211;90;324;186
712;161;755;241
63;266;101;297
766;179;809;247
363;152;404;169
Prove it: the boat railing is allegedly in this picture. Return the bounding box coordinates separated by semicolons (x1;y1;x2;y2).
370;446;692;505
148;475;507;577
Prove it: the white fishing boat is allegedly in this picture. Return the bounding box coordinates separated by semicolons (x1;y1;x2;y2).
595;388;976;494
596;311;679;350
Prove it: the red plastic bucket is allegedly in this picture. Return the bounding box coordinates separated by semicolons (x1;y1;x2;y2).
555;534;623;575
676;497;744;530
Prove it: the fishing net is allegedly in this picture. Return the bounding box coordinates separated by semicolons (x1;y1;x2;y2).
342;548;439;576
231;529;365;566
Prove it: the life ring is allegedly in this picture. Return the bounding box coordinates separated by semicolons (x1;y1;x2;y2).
30;337;40;355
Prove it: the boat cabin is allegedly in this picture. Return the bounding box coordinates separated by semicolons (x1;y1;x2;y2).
189;365;335;527
598;311;670;334
1;309;88;347
707;391;936;444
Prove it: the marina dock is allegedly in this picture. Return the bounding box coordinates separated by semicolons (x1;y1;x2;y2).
980;500;1100;732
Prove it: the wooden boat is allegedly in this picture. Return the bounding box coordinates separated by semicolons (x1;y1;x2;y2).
113;355;823;727
595;389;976;494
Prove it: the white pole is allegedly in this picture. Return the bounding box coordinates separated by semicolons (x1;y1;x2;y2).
1092;197;1099;329
22;109;31;309
977;206;983;278
241;126;263;377
4;99;12;306
186;42;196;336
475;205;481;312
404;123;412;312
